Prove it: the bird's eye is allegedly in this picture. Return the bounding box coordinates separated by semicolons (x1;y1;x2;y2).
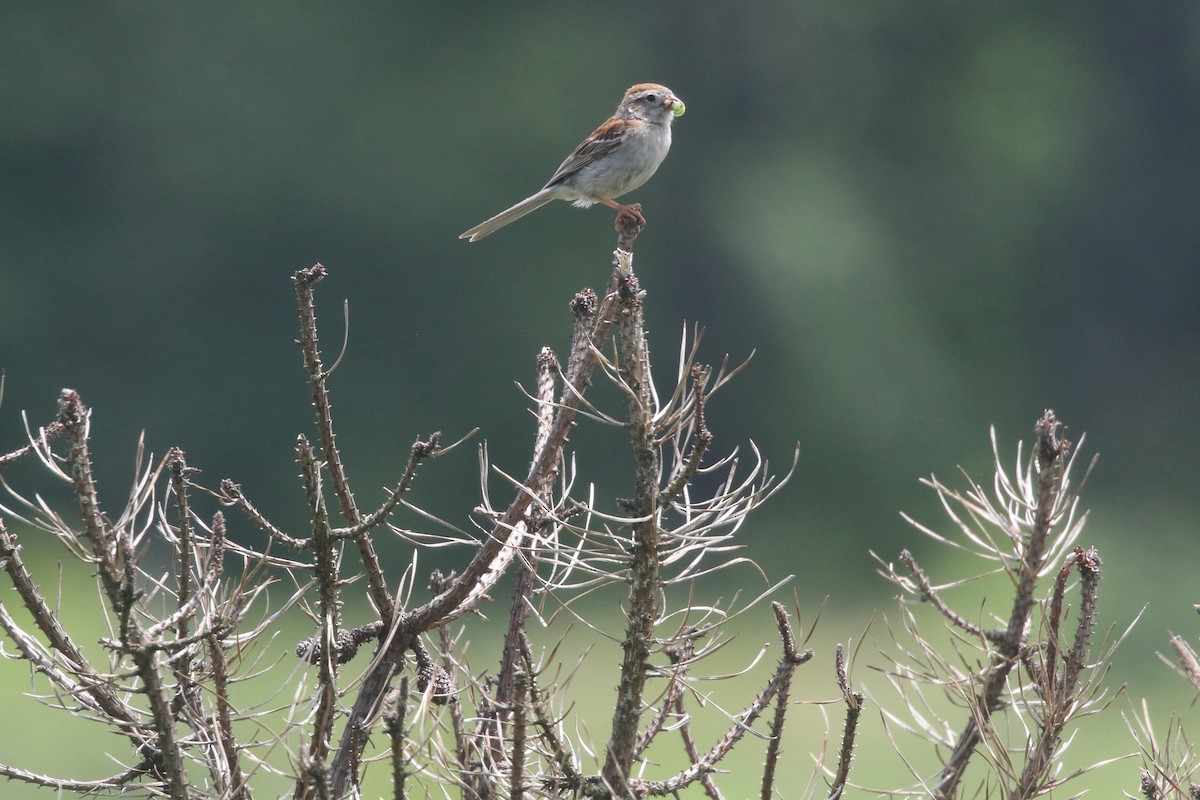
644;94;657;103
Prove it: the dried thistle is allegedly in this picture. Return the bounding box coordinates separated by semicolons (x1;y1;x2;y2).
873;413;1123;800
0;225;815;800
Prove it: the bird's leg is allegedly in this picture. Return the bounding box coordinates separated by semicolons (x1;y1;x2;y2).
597;198;646;229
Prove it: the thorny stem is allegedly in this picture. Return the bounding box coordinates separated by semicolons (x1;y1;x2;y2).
1011;546;1101;800
0;516;144;734
0;521;164;791
0;417;66;468
58;390;188;794
59;390;125;614
221;478;311;547
168;448;195;644
1044;546;1075;692
1009;413;1070;642
520;640;582;788
635;630;700;760
332;433;444;539
530;346;559;496
208;620;251;800
682;712;723;800
633;604;813;797
165;449;208;781
899;549;996;644
762;603;826;800
383;677;410;800
130;636;189;799
294;264;394;619
496;348;557;716
762;608;795;798
430;570;473;788
1063;548;1101;698
828;642;863;800
512;671;529;800
931;411;1073;800
171;507;238;798
604;262;661;797
0;763;150;793
633;630;723;800
297;434;341;800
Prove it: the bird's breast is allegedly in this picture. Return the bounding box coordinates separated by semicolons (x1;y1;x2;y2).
570;127;672;200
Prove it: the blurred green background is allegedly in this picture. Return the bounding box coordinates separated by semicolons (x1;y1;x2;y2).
2;3;1198;797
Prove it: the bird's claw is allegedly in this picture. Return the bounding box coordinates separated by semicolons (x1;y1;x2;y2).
614;203;646;231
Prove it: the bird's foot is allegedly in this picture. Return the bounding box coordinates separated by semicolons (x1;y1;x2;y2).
613;202;645;231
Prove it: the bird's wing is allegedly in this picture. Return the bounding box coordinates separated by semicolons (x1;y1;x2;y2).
542;117;633;189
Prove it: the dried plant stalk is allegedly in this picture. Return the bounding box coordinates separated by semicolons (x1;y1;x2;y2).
874;412;1118;800
0;219;827;800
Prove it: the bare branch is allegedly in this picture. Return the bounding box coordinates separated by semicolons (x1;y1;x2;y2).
294;263;393;619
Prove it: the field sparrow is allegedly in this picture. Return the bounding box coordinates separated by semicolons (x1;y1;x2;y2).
460;83;685;242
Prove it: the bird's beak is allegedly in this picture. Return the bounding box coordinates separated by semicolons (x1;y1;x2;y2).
666;94;685;117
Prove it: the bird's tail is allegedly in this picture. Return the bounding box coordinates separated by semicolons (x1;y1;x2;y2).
460;191;556;242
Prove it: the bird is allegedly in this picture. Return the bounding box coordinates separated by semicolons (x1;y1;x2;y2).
460;83;685;242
